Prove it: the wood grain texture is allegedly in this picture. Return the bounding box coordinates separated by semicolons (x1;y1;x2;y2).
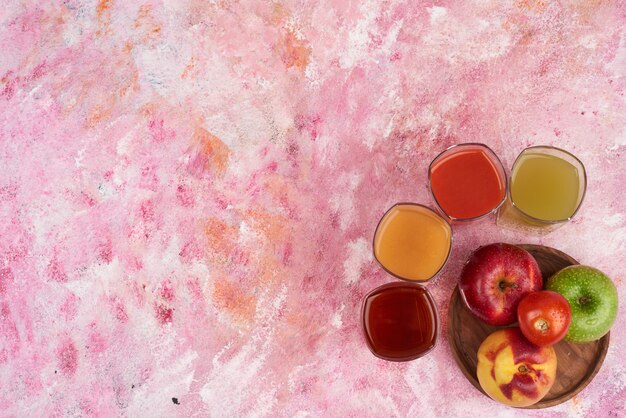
448;244;610;409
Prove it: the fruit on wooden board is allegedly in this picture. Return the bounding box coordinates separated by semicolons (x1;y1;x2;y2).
460;243;543;326
517;290;572;347
546;265;618;342
477;328;557;407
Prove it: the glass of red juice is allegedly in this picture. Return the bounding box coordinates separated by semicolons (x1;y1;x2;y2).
428;143;507;223
362;282;439;361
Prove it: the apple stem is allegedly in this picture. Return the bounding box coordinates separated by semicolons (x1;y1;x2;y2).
497;281;518;291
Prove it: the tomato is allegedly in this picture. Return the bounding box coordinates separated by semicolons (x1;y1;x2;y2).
517;290;572;347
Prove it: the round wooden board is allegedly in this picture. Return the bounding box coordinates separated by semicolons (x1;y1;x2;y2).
448;244;610;409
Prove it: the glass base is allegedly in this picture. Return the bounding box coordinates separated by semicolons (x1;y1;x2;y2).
496;200;565;236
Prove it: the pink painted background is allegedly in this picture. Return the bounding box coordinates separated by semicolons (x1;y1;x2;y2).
1;1;625;417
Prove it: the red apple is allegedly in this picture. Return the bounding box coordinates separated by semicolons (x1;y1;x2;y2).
460;243;543;326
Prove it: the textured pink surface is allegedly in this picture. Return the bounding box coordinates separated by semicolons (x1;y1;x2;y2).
1;1;625;417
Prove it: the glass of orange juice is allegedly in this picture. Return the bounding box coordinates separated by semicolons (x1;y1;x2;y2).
497;146;587;235
373;203;452;282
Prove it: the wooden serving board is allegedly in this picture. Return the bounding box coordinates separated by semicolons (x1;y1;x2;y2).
448;244;610;409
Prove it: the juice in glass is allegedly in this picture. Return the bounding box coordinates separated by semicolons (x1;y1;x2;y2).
373;204;452;281
498;146;586;234
429;144;507;221
362;282;438;361
511;152;582;220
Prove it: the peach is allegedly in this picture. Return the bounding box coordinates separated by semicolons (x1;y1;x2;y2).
477;328;557;407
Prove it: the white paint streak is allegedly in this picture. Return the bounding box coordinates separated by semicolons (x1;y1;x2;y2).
128;350;198;416
238;221;259;246
331;303;345;328
605;214;624;227
116;127;136;156
427;6;447;24
423;9;511;63
340;0;380;68
304;59;321;87
201;285;287;417
382;19;404;55
383;112;396;139
329;172;363;231
349;388;402;417
287;362;316;393
343;238;370;284
212;341;234;367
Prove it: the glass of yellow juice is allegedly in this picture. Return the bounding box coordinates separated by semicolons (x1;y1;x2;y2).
497;146;587;234
373;203;452;282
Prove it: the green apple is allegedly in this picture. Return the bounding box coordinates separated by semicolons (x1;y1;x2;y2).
545;265;618;343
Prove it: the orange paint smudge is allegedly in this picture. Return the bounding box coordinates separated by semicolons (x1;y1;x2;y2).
139;100;200;121
189;128;231;175
118;42;140;97
245;209;289;242
516;0;546;13
571;0;606;24
236;206;290;285
123;40;133;54
203;210;288;287
134;4;162;43
281;31;311;70
96;0;113;36
85;102;113;128
140;102;158;119
501;14;533;46
97;0;113;18
262;173;298;213
181;56;197;79
212;279;256;324
269;3;310;70
204;217;237;264
135;4;151;24
258;257;283;286
271;3;287;25
119;69;140;97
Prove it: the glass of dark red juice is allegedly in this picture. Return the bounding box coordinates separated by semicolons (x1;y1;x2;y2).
362;282;439;361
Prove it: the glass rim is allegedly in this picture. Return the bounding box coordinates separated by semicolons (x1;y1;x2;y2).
508;145;588;224
372;202;453;283
361;281;440;361
427;143;508;223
